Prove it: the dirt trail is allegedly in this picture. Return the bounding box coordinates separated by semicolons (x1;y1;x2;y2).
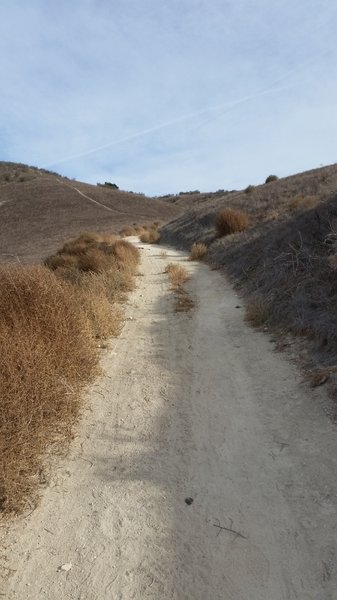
3;241;337;599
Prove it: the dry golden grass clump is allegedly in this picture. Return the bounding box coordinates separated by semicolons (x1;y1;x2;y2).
165;263;190;287
189;242;207;261
140;228;160;243
215;208;249;237
164;263;194;312
119;226;137;237
245;296;270;326
1;232;140;514
0;266;98;514
45;232;140;275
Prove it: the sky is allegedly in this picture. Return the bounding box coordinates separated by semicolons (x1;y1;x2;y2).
1;0;337;195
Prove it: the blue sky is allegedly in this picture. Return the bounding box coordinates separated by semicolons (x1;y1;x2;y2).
1;0;337;195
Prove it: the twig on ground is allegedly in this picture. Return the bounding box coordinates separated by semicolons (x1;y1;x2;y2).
213;518;247;539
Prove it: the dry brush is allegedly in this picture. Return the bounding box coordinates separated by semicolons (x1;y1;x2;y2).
0;232;140;514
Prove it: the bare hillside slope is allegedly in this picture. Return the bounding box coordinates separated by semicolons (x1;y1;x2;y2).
161;163;337;391
0;163;181;263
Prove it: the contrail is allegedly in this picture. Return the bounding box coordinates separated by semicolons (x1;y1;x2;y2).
42;83;284;168
44;42;337;169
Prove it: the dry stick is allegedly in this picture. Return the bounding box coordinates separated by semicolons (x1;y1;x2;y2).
213;518;247;540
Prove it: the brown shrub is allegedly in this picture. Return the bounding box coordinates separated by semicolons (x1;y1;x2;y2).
0;266;98;513
119;226;136;237
214;208;249;237
46;236;139;275
78;274;123;339
140;230;150;242
1;233;139;514
44;253;79;271
189;242;207;261
165;263;190;288
111;239;140;268
140;228;160;243
245;296;270;326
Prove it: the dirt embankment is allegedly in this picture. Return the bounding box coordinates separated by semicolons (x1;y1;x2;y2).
2;241;337;599
161;165;337;392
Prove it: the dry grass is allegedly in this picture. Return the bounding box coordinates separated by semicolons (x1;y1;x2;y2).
245;296;270;326
189;242;207;261
1;233;140;514
215;208;249;237
0;266;97;514
287;195;319;213
164;263;194;312
140;228;160;243
165;263;190;288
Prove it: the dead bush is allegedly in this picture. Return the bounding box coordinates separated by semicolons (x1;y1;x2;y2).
189;242;207;261
1;233;139;514
215;208;249;237
140;228;160;243
245;296;270;326
165;263;190;288
119;226;136;237
0;266;98;513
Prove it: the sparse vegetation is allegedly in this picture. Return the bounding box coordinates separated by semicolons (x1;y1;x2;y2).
174;286;195;312
189;242;207;261
245;296;270;326
164;263;194;312
1;232;139;514
165;263;190;287
265;174;278;183
214;208;249;237
160;163;337;396
140;228;160;243
287;195;319;213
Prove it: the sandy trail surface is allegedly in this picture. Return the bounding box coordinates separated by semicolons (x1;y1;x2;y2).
3;241;337;599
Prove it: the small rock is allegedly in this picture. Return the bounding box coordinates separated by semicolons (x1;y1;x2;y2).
185;497;194;506
58;563;72;572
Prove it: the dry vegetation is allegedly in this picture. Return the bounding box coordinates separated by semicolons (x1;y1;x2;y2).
164;263;194;312
160;163;337;396
0;232;139;514
165;263;190;288
189;242;207;261
139;227;160;244
215;208;249;237
0;162;180;264
287;195;319;213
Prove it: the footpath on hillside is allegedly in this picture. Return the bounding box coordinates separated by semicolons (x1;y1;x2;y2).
3;240;337;600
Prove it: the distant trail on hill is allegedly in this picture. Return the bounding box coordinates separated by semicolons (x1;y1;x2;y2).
57;179;117;214
3;240;337;599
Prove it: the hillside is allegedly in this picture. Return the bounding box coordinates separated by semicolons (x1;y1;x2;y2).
161;163;337;393
0;162;181;263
